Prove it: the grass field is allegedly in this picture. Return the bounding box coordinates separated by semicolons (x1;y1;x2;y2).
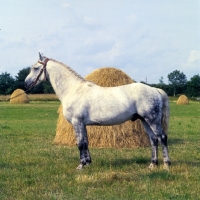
0;94;58;102
0;100;199;199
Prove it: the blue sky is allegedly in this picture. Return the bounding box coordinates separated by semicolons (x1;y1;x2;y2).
0;0;199;83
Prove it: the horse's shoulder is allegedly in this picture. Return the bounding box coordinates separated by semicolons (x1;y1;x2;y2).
73;81;98;94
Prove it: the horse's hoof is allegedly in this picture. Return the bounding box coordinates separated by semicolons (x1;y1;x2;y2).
148;163;157;169
163;163;170;170
76;163;84;170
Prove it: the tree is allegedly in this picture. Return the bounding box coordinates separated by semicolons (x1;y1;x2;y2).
15;67;30;91
43;81;55;94
167;70;187;96
159;76;164;85
186;74;200;97
14;67;54;94
0;72;15;94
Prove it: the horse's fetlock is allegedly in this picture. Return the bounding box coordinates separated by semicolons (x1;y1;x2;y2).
80;158;87;166
86;157;92;164
151;159;158;165
164;159;171;166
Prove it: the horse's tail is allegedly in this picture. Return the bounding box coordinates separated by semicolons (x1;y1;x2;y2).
157;88;170;134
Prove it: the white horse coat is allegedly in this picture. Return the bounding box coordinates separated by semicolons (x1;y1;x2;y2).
25;53;171;170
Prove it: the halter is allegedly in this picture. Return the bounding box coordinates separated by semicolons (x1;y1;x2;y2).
38;58;49;81
7;57;49;101
27;57;49;89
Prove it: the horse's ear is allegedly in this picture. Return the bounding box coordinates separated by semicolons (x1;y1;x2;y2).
39;52;44;61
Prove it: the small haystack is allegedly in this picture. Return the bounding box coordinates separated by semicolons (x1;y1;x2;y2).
54;67;150;148
10;89;29;104
177;95;189;105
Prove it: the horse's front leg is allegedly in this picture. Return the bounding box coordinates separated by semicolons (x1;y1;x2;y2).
72;120;92;170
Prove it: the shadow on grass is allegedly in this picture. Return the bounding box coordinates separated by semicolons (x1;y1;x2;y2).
113;157;149;165
146;170;177;181
172;160;200;167
168;138;185;146
0;162;14;169
96;157;150;168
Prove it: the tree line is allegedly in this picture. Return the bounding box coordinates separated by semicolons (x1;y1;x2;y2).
141;70;200;98
0;67;54;95
0;67;199;98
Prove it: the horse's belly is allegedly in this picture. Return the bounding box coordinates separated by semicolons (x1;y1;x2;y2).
82;90;136;125
87;111;133;126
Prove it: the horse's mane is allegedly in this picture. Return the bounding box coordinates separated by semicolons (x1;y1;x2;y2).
50;59;86;82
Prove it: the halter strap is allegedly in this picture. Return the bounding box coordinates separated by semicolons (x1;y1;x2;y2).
38;58;49;81
9;58;50;100
27;57;49;89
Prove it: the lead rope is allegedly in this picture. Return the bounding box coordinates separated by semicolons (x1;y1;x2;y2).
6;85;35;101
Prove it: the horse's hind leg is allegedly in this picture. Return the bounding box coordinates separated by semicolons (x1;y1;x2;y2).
149;121;171;169
72;120;92;170
141;119;159;168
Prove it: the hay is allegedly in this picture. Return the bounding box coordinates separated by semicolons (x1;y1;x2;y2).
10;89;29;104
85;67;134;86
177;95;189;105
54;67;150;148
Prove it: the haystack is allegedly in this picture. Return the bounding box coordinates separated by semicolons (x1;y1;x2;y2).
10;89;29;104
54;67;150;148
177;95;189;105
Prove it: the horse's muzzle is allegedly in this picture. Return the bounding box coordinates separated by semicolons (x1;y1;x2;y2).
24;79;32;89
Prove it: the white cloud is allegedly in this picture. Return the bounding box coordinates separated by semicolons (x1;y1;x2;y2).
62;2;70;8
182;50;200;70
127;14;138;24
0;0;199;84
180;50;200;79
188;50;200;63
83;16;99;27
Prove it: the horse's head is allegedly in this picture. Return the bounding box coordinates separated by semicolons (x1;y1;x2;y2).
25;53;49;89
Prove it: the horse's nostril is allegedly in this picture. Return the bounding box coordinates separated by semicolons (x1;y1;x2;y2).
24;80;30;89
24;81;27;88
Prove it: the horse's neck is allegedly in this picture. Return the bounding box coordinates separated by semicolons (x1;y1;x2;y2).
46;60;84;101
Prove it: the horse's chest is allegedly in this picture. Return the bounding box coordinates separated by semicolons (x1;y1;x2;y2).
63;103;86;123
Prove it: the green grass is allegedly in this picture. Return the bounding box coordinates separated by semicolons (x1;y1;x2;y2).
0;94;58;102
0;101;199;199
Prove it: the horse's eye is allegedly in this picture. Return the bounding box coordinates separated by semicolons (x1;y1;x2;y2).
34;66;39;70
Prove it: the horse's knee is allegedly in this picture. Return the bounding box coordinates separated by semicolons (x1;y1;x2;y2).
77;140;88;151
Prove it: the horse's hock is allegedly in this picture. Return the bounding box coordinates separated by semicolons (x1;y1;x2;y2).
54;67;151;148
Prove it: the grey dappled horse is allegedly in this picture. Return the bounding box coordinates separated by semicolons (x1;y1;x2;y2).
25;53;171;170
